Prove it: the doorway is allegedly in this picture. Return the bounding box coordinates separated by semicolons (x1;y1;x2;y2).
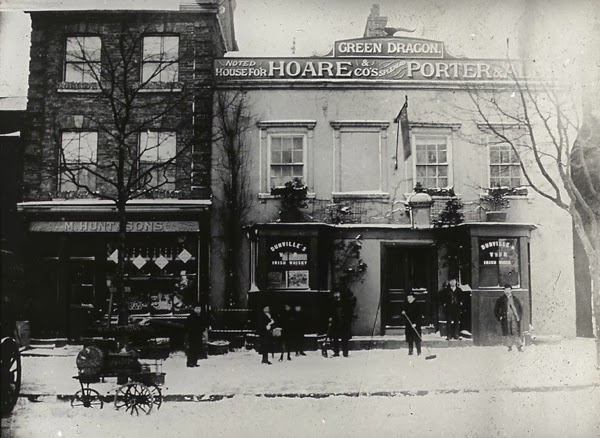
382;245;437;333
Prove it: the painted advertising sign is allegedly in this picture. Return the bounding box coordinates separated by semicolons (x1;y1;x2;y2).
267;240;310;289
215;36;524;84
333;37;445;58
29;221;200;233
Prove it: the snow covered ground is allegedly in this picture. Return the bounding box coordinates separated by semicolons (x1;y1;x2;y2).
19;338;599;398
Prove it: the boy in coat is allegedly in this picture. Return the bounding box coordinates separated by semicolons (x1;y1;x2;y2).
185;303;208;367
403;291;422;356
257;305;275;364
494;284;524;352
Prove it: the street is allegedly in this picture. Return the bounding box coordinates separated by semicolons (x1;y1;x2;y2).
2;387;599;438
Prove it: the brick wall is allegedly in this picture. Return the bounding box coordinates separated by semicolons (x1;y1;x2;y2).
23;10;226;201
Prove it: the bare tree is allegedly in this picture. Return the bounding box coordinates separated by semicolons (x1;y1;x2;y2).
49;24;198;325
467;71;600;367
212;91;253;310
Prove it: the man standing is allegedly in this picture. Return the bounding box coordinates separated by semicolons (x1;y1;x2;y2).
257;305;275;364
184;303;208;367
441;278;463;340
329;291;353;357
494;284;524;352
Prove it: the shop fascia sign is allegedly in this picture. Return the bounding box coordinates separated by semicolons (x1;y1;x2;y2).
215;36;523;83
29;220;200;233
480;240;517;265
269;241;308;267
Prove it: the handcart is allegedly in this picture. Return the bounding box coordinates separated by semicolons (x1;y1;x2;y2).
72;338;169;415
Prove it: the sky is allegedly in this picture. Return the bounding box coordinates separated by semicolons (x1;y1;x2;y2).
1;0;598;101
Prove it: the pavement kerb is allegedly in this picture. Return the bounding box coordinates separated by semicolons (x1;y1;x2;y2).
20;383;600;404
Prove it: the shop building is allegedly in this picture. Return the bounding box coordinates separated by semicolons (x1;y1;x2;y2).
212;8;579;344
17;1;237;338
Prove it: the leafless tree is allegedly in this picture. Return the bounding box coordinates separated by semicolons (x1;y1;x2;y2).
467;70;600;367
212;91;253;309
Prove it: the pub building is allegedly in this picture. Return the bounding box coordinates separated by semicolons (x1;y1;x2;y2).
212;5;580;345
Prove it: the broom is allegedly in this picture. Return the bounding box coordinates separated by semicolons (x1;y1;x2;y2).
402;311;437;360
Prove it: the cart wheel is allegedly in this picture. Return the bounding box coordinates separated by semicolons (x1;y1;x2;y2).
1;337;22;416
114;382;153;416
71;388;104;409
148;384;162;410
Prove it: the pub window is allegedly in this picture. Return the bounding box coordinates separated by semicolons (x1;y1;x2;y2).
267;239;310;290
65;36;101;83
489;144;521;188
142;35;179;83
269;134;305;188
478;238;520;288
415;135;449;189
59;131;98;192
139;131;177;191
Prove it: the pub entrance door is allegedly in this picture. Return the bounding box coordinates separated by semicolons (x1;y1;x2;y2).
382;245;437;333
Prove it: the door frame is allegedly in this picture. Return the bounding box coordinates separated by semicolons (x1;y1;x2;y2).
380;240;437;335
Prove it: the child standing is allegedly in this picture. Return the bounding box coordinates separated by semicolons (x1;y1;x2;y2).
185;303;207;367
403;291;422;356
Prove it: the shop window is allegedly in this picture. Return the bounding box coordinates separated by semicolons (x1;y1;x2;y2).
269;134;305;188
142;35;179;83
489;144;521;188
257;120;316;195
139;131;177;191
478;238;520;288
64;36;101;83
59;131;98;192
415;136;449;189
266;238;310;290
331;121;389;196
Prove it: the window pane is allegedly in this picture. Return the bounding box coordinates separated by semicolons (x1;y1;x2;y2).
62;132;81;162
438;149;447;163
84;37;102;62
142;63;160;82
511;177;520;188
66;37;84;61
143;37;162;61
438;165;448;177
81;64;98;83
271;137;281;152
416;148;426;164
162;36;179;61
281;150;292;164
65;64;83;82
160;63;178;82
281;138;292;152
281;166;292;177
426;166;436;177
490;166;500;178
292;137;303;151
416;166;426;178
292;150;303;163
500;150;510;163
140;132;158;161
291;165;303;178
271;149;281;164
427;150;437;163
79;132;98;162
158;133;176;161
490;148;500;164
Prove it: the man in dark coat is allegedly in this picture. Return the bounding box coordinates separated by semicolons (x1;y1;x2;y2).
328;291;353;357
402;291;422;356
184;304;208;367
291;305;306;356
494;284;524;351
441;278;463;340
257;305;275;364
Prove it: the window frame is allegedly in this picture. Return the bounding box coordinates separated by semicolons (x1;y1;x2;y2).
477;237;522;289
330;120;390;198
58;130;99;192
488;143;522;188
267;133;307;190
257;120;316;197
64;35;102;84
141;34;180;84
138;130;178;191
412;132;453;189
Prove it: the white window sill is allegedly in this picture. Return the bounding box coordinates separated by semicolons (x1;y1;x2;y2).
138;88;182;93
258;192;316;200
332;191;390;200
57;87;102;94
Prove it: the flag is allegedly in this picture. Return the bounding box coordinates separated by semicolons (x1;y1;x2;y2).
394;96;411;164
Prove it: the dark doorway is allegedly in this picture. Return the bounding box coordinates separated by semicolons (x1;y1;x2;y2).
382;245;436;332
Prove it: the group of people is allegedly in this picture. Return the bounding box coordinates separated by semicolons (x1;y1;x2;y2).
257;304;308;364
185;280;524;366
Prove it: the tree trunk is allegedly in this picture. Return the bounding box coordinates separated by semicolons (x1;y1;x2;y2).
116;202;128;326
589;256;600;369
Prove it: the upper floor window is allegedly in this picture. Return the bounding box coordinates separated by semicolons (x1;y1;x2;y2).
489;144;521;188
415;136;449;189
269;135;305;188
139;131;177;191
142;36;179;83
65;36;101;83
257;120;316;196
59;131;98;192
331;121;389;197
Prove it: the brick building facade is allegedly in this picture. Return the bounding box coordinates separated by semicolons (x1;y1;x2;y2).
18;2;236;338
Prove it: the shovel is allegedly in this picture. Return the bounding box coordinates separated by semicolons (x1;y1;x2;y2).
402;311;437;360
